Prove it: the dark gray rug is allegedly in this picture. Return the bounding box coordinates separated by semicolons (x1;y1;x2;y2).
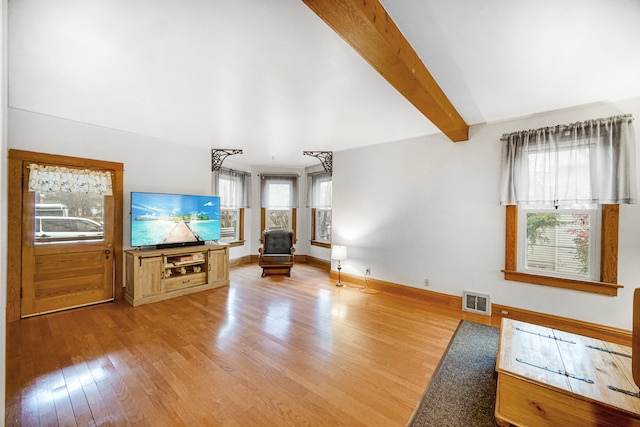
407;320;500;427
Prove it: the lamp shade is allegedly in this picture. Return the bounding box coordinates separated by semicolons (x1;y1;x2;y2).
331;245;348;261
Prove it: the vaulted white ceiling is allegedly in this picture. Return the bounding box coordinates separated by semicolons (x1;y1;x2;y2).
9;0;640;167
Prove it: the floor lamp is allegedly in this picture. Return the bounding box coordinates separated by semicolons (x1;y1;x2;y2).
331;245;348;287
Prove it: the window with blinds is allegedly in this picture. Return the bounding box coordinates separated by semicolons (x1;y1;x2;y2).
307;171;332;245
519;208;600;280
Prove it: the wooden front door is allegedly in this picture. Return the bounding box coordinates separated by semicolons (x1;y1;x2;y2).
7;150;124;318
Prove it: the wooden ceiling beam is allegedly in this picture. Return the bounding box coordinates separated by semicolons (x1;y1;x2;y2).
301;0;469;142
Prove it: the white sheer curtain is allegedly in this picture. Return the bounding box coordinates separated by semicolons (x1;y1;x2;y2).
500;114;637;207
215;168;251;208
28;164;113;195
306;171;332;208
260;174;299;208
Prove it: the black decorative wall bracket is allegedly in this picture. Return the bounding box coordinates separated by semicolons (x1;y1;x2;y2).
211;149;243;171
303;151;333;175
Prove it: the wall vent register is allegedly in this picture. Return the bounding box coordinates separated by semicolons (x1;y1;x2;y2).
462;291;491;315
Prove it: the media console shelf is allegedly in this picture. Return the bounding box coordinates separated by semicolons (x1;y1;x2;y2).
125;244;229;306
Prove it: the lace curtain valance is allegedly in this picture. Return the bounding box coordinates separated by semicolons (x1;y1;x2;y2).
28;164;113;196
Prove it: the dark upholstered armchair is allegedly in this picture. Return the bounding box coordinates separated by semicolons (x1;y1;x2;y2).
258;229;295;277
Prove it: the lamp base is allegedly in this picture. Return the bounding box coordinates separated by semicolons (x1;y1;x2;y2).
335;281;344;287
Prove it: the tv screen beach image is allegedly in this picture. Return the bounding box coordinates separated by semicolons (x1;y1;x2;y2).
131;193;221;247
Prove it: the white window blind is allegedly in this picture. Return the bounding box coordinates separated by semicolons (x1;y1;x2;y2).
306;171;332;208
260;175;298;209
216;168;251;208
500;114;637;207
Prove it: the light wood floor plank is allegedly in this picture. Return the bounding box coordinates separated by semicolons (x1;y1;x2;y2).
6;263;492;426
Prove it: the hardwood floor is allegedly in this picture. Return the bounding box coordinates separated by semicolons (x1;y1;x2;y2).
6;263;492;426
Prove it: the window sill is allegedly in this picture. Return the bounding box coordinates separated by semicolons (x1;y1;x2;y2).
222;240;245;247
502;270;621;296
310;240;331;249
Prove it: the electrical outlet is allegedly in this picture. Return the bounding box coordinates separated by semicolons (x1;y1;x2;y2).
365;268;371;276
424;279;430;286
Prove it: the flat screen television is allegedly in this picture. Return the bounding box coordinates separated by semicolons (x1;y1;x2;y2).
130;192;221;249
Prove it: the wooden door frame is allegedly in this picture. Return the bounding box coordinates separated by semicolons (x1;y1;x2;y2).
7;149;124;322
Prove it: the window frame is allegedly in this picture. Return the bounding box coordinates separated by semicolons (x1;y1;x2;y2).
219;207;245;247
310;207;331;248
517;206;601;282
261;207;296;244
503;204;621;296
307;170;332;248
215;167;250;247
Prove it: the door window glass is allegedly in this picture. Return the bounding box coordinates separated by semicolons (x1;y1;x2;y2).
34;191;105;242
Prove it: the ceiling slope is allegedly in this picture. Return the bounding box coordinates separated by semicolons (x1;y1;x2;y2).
9;1;640;167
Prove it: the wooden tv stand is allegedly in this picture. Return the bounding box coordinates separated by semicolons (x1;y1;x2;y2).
125;244;229;306
495;318;640;426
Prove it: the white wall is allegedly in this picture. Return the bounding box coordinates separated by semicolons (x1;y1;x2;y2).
305;163;332;261
248;165;310;257
6;109;326;265
216;158;254;261
7;95;639;332
222;160;331;261
0;0;8;416
8;108;213;253
332;96;640;331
